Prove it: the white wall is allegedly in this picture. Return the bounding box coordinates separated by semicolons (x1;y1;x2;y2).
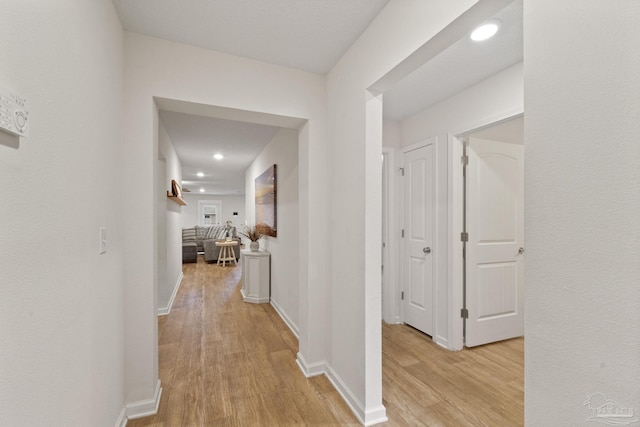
180;193;246;229
525;1;640;424
158;122;183;314
382;119;401;150
246;128;299;333
401;62;523;142
325;1;478;423
122;32;328;409
0;1;126;426
393;62;524;348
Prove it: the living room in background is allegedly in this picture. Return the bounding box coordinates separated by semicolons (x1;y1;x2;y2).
198;200;222;226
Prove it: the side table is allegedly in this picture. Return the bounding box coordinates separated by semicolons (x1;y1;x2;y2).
241;249;270;303
215;240;238;267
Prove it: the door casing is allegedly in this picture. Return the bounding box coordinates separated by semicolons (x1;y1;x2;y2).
448;110;524;350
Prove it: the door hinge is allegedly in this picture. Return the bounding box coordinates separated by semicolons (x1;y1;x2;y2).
460;232;469;242
461;155;469;166
401;229;405;238
399;167;405;176
401;291;405;300
461;308;469;319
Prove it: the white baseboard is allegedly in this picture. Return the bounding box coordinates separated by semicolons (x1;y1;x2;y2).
158;273;183;316
295;354;387;426
324;364;388;426
363;405;389;426
386;316;402;324
296;352;326;377
114;407;127;427
240;288;270;304
125;380;162;420
434;335;449;349
270;298;299;338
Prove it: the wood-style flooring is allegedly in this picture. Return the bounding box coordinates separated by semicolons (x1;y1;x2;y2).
128;255;523;426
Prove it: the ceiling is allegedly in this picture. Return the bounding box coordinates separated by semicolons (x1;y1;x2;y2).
383;0;522;120
159;111;281;195
114;0;523;195
111;0;389;75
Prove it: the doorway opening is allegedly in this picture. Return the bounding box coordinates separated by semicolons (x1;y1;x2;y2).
369;0;524;424
455;115;525;348
152;97;309;402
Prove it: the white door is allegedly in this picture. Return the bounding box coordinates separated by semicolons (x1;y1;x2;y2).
465;137;524;347
402;143;435;336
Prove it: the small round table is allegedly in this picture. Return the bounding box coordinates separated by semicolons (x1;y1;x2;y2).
215;240;238;267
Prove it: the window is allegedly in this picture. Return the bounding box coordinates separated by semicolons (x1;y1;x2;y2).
198;200;222;226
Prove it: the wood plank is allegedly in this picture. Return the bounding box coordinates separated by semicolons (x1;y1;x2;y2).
128;254;523;426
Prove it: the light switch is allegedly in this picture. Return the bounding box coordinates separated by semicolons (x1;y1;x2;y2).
99;227;107;254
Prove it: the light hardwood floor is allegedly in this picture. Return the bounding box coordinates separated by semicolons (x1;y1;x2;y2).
128;255;523;426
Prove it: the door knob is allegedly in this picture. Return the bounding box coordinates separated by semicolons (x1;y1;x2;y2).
518;247;525;255
423;247;431;254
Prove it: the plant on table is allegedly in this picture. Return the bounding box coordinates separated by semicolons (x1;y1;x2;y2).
238;224;273;250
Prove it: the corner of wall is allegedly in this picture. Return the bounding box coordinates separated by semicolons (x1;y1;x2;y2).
324;364;388;426
157;272;183;316
114;407;128;427
125;380;162;421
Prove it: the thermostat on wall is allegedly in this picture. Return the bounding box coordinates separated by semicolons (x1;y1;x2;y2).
0;84;29;137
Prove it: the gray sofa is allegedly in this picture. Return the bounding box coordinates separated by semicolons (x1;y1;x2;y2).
182;225;240;263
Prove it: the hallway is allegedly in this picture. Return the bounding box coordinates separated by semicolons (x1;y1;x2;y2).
128;256;523;426
128;256;359;426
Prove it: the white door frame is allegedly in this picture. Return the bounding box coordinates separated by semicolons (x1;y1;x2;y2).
447;108;524;350
381;147;401;323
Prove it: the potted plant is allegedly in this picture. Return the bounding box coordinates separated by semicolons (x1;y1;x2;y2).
238;224;264;251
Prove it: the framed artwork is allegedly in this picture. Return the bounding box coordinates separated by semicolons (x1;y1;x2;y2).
255;164;277;237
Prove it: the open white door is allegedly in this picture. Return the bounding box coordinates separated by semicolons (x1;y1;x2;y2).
402;142;435;336
465;137;524;347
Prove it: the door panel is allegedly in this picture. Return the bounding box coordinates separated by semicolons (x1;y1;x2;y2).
403;143;434;335
466;137;524;347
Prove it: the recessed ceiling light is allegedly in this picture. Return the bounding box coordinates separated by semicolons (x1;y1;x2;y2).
197;172;204;177
213;153;224;160
470;20;500;41
199;188;205;192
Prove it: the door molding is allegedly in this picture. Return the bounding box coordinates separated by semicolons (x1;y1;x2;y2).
382;147;401;324
448;110;524;351
448;134;465;350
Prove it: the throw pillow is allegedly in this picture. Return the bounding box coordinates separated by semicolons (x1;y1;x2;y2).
217;227;228;239
182;227;196;241
195;225;209;240
205;226;220;240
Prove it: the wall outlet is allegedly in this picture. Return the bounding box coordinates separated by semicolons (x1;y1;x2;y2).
99;227;107;254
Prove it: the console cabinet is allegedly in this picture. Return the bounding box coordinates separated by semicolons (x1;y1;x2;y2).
241;249;270;303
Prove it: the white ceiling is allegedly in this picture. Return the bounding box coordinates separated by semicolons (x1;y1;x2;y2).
111;0;389;75
383;0;522;121
115;0;523;195
159;111;281;195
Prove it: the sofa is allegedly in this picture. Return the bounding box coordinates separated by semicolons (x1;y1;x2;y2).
203;238;241;263
182;225;240;263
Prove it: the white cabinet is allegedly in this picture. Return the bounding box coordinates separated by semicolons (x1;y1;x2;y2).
241;249;270;303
